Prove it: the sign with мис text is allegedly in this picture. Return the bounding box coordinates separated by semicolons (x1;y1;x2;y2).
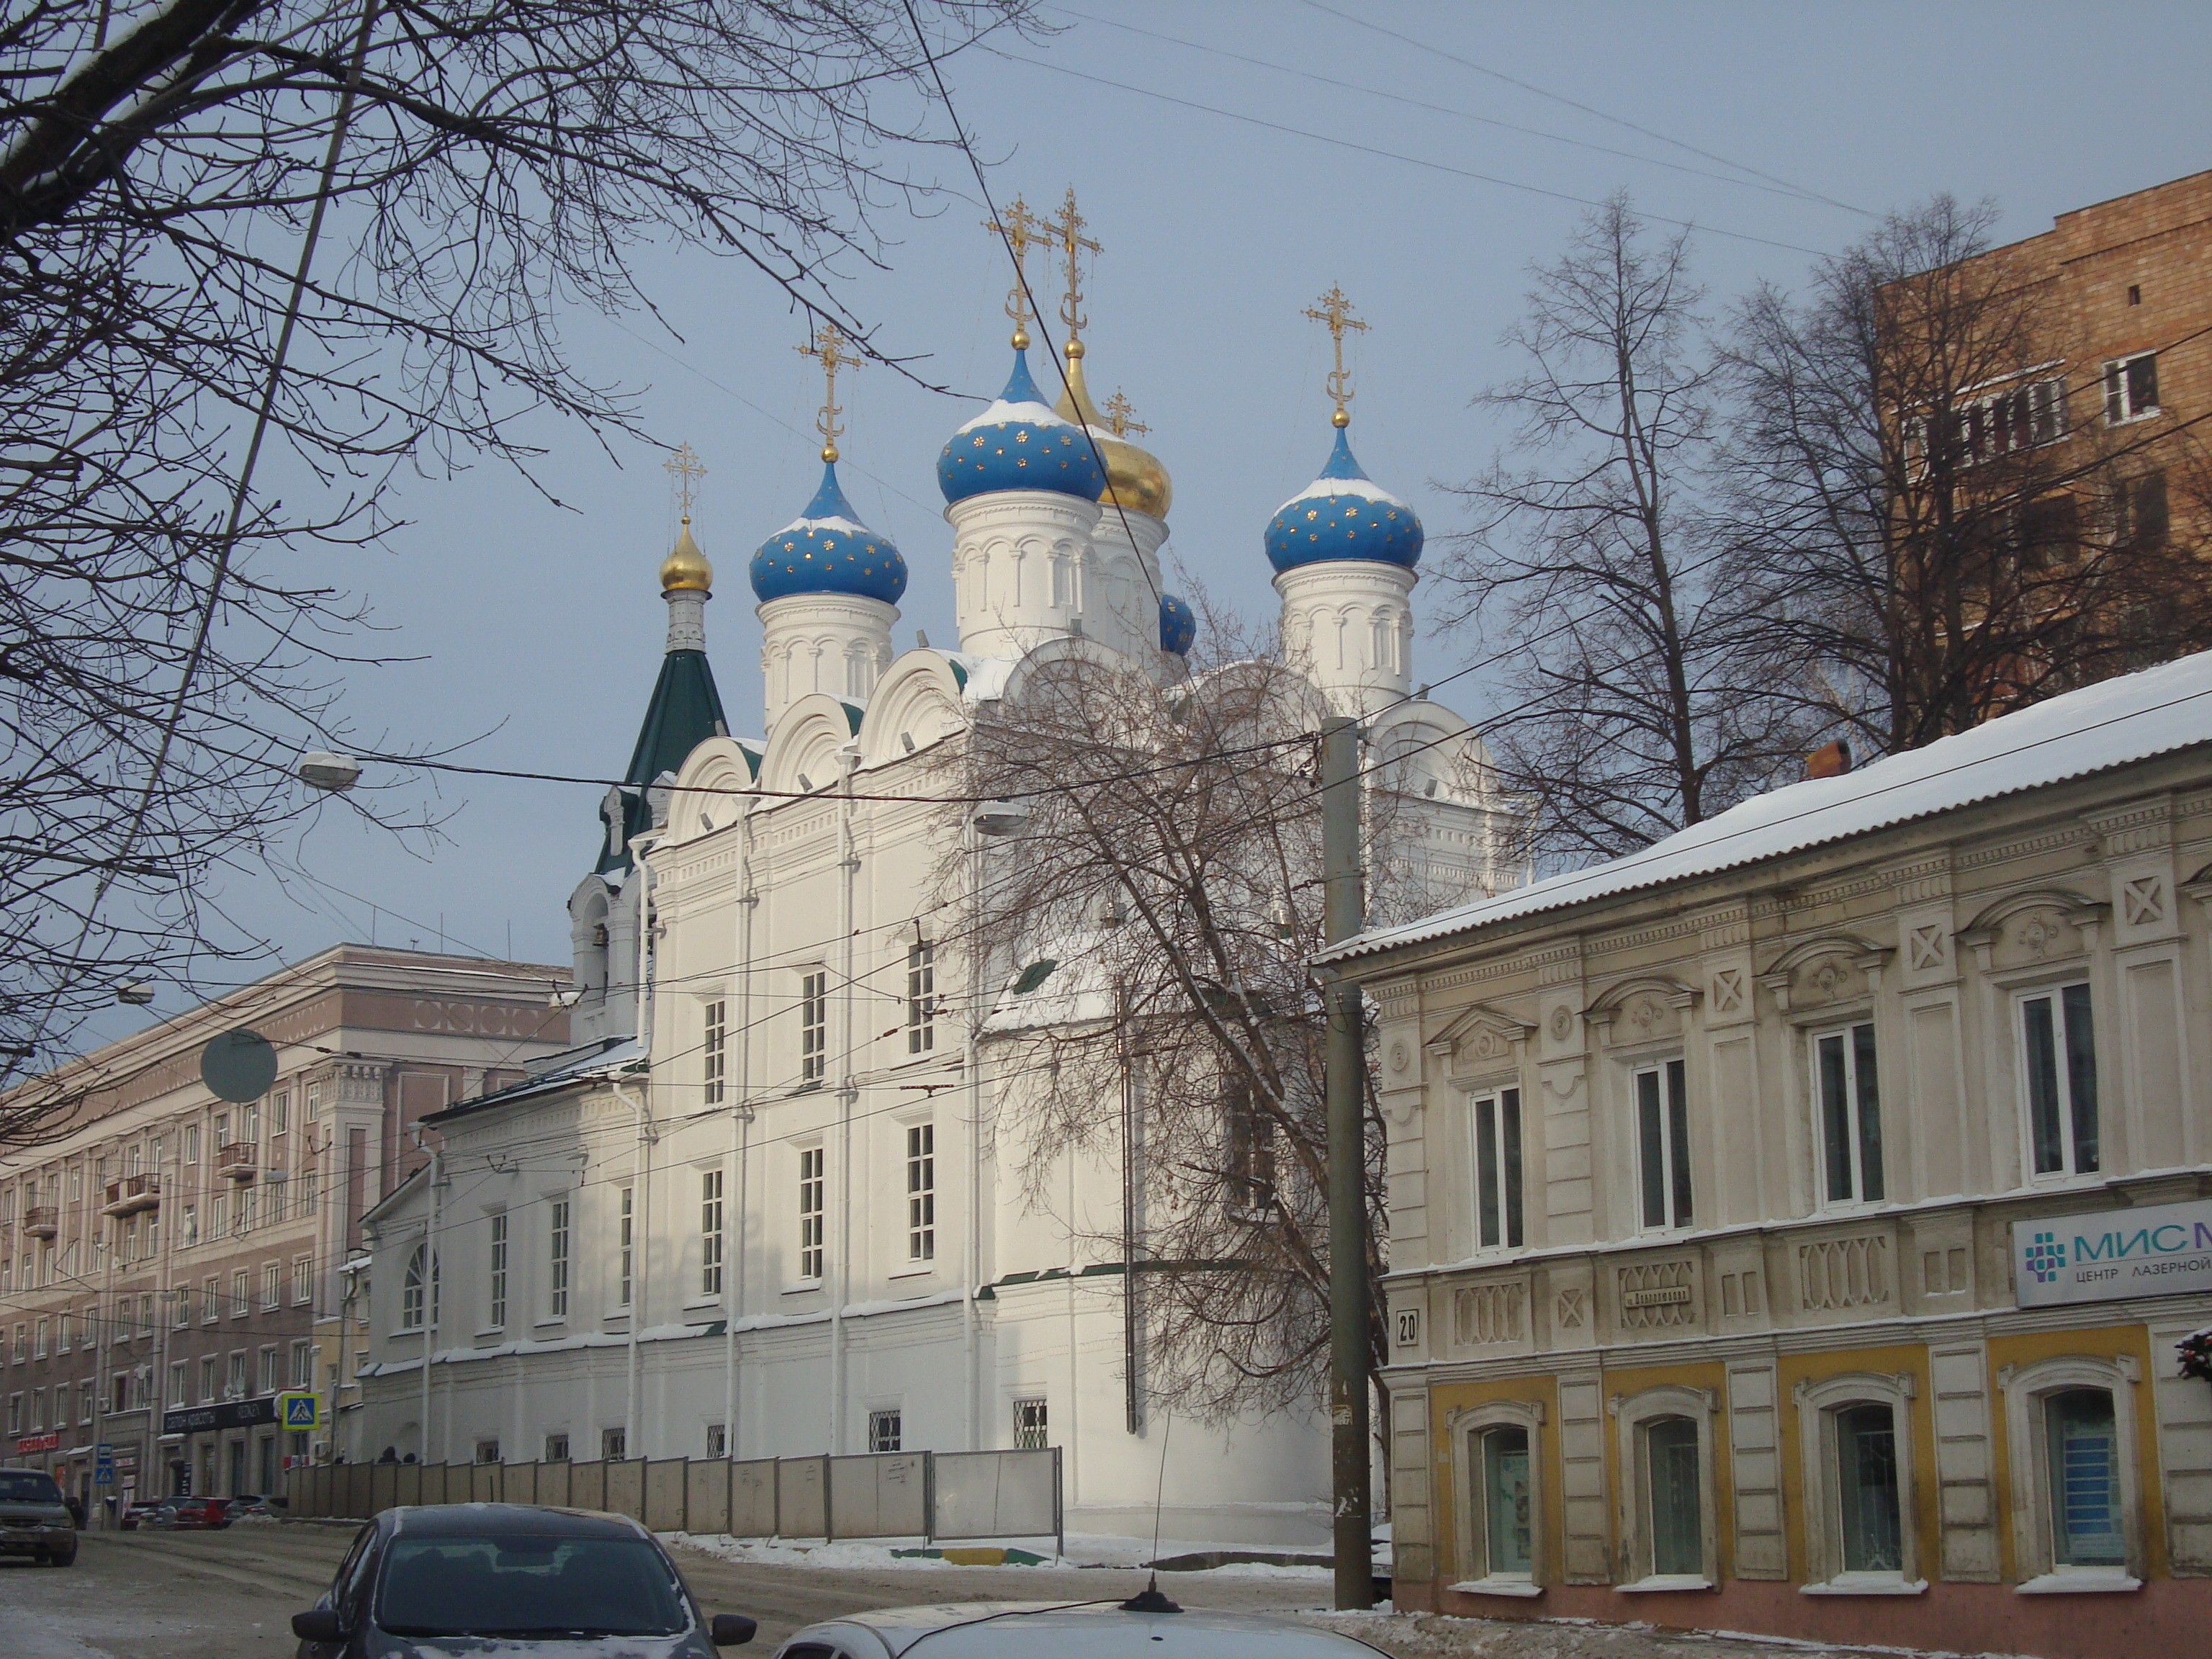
2015;1197;2212;1306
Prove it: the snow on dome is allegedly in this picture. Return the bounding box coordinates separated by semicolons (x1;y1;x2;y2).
750;459;907;605
1159;593;1197;656
1264;425;1423;573
937;347;1106;505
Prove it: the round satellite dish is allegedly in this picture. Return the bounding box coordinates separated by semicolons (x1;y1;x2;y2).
200;1028;278;1102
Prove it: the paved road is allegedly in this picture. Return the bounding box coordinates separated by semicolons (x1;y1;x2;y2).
0;1524;1328;1659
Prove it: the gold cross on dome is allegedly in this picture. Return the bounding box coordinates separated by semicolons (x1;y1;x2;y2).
1048;186;1102;343
1102;389;1147;439
663;443;706;516
1302;284;1369;425
795;321;854;462
984;196;1043;347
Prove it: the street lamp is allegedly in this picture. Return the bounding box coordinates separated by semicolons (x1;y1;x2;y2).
295;752;361;793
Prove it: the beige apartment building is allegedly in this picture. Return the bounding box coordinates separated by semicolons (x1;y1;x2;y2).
0;946;567;1517
1326;651;2212;1659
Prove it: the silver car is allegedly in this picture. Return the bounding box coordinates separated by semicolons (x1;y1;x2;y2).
772;1598;1385;1659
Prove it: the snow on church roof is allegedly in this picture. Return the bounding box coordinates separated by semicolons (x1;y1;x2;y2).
1319;649;2212;968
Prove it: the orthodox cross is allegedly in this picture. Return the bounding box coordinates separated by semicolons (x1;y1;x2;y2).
1048;186;1102;346
1102;389;1148;439
1303;284;1368;426
984;195;1043;348
663;443;706;517
795;321;853;462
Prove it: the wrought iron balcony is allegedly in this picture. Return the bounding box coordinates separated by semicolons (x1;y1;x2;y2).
22;1205;58;1238
215;1141;258;1182
102;1174;162;1216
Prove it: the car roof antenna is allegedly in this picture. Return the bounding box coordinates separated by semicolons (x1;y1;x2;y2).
1119;1412;1182;1614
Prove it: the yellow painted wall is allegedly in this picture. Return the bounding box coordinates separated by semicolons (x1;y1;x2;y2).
1427;1375;1561;1585
1775;1345;1936;1585
1985;1323;2163;1581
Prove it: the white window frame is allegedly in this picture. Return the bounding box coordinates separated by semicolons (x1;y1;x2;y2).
2000;1354;2144;1593
1795;1371;1926;1596
2017;981;2100;1181
699;1167;725;1299
292;1253;313;1305
799;969;829;1084
485;1213;508;1331
2103;352;2159;425
1811;1022;1885;1208
1444;1399;1547;1596
907;942;936;1054
868;1406;902;1453
1470;1086;1524;1252
616;1185;634;1310
1631;1058;1693;1233
1611;1385;1719;1592
546;1198;570;1321
796;1145;825;1283
904;1123;935;1264
702;999;727;1105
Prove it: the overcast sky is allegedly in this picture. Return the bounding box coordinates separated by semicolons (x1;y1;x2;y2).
132;0;2212;1033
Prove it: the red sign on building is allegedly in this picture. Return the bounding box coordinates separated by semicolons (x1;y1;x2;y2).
13;1432;60;1455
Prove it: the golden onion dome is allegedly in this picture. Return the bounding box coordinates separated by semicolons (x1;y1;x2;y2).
1052;342;1172;520
659;516;713;593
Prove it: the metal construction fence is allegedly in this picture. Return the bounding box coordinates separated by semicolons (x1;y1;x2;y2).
287;1447;1062;1552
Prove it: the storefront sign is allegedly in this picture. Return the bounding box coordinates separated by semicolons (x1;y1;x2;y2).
161;1395;279;1435
2015;1197;2212;1306
12;1433;59;1455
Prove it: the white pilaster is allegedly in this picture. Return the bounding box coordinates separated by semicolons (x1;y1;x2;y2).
1274;559;1417;717
948;490;1104;661
758;591;897;731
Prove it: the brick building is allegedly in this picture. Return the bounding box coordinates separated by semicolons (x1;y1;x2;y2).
0;946;568;1517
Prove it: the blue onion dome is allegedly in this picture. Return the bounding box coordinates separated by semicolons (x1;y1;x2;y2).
750;459;907;605
937;347;1106;505
1159;593;1196;656
1263;425;1424;573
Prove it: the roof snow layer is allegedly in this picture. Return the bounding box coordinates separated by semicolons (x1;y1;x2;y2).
1320;649;2212;968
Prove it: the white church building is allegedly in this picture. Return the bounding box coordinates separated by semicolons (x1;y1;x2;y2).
351;261;1519;1543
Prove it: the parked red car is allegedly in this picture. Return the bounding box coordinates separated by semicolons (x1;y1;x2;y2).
153;1496;231;1530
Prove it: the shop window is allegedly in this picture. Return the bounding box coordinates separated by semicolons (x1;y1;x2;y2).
1614;1388;1717;1590
2001;1356;2143;1589
1799;1374;1924;1593
1449;1405;1545;1594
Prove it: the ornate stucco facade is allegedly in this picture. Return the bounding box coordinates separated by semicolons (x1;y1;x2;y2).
1330;654;2212;1658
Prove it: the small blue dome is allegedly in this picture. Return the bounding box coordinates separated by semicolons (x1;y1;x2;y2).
1263;426;1423;573
1159;593;1196;656
938;349;1105;505
750;461;907;606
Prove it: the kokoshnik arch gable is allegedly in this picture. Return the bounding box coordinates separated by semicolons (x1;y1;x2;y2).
349;197;1523;1543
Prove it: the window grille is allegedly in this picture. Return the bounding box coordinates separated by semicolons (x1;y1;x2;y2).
1012;1398;1048;1450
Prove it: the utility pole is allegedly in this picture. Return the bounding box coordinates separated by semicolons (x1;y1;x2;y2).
1321;714;1371;1611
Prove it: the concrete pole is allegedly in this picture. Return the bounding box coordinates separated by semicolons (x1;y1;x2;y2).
1321;714;1372;1611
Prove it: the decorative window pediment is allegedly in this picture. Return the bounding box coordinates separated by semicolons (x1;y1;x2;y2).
1960;889;2108;972
1583;975;1699;1043
1424;1002;1534;1072
1757;934;1891;1014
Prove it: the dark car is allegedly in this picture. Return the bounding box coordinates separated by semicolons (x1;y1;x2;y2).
0;1470;77;1567
291;1503;756;1658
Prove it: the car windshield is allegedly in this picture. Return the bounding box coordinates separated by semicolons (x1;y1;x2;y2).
0;1473;63;1503
376;1534;688;1637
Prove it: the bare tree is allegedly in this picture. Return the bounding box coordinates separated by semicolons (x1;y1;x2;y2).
956;634;1401;1421
1433;193;1808;868
1720;196;2212;754
0;0;1032;1124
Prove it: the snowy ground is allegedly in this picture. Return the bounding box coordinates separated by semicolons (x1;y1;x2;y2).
665;1529;1334;1578
1304;1609;2021;1659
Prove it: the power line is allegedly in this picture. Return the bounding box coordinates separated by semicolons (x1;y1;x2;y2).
1296;0;1871;218
986;50;1831;257
1052;6;1861;215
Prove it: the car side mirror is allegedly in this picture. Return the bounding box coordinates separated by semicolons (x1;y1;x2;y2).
710;1614;757;1647
292;1609;344;1644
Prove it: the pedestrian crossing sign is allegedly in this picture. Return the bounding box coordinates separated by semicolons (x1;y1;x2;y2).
277;1391;320;1429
